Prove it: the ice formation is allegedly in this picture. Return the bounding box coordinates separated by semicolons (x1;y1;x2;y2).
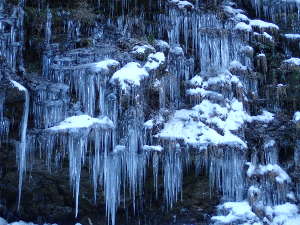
1;0;300;225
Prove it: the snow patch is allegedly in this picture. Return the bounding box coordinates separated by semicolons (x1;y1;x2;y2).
293;111;300;122
251;110;274;123
48;115;114;132
234;22;252;32
110;62;149;90
10;80;27;92
250;19;279;30
91;59;119;72
283;58;300;66
144;52;165;72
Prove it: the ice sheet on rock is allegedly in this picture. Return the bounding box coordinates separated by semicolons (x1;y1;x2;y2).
48;115;114;132
110;62;149;90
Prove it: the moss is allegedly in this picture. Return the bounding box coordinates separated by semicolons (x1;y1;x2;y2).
147;34;155;45
71;1;97;26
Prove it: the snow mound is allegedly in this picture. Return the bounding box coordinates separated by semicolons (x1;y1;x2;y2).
234;22;252;32
283;58;300;66
293;111;300;122
10;80;27;92
284;34;300;40
158;98;249;149
91;59;119;73
144;52;166;72
250;19;279;30
48;115;114;132
211;201;259;224
247;163;291;184
110;62;149;90
251;110;274;123
143;145;163;152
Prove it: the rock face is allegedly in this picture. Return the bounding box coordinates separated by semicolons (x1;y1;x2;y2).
1;0;300;225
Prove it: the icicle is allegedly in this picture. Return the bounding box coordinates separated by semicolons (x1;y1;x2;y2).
45;7;52;46
163;143;182;209
104;152;123;225
208;148;245;201
9;80;30;210
68;134;88;218
295;140;300;166
0;0;4;11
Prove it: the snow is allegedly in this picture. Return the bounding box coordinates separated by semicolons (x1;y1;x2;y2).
0;218;7;225
283;58;300;66
48;115;114;132
5;221;58;225
169;45;184;56
263;32;273;41
110;62;149;90
247;164;291;184
264;139;276;148
154;39;170;50
212;202;300;225
257;53;266;57
272;203;300;225
131;44;155;55
234;22;252;32
211;201;258;224
143;145;163;152
223;5;244;16
10;80;27;92
284;34;300;40
293;111;300;122
235;13;249;22
189;75;203;86
170;0;194;9
158;98;248;149
205;71;232;86
91;59;119;72
251;110;274;123
144;52;165;72
144;119;154;129
250;19;279;30
229;60;247;71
